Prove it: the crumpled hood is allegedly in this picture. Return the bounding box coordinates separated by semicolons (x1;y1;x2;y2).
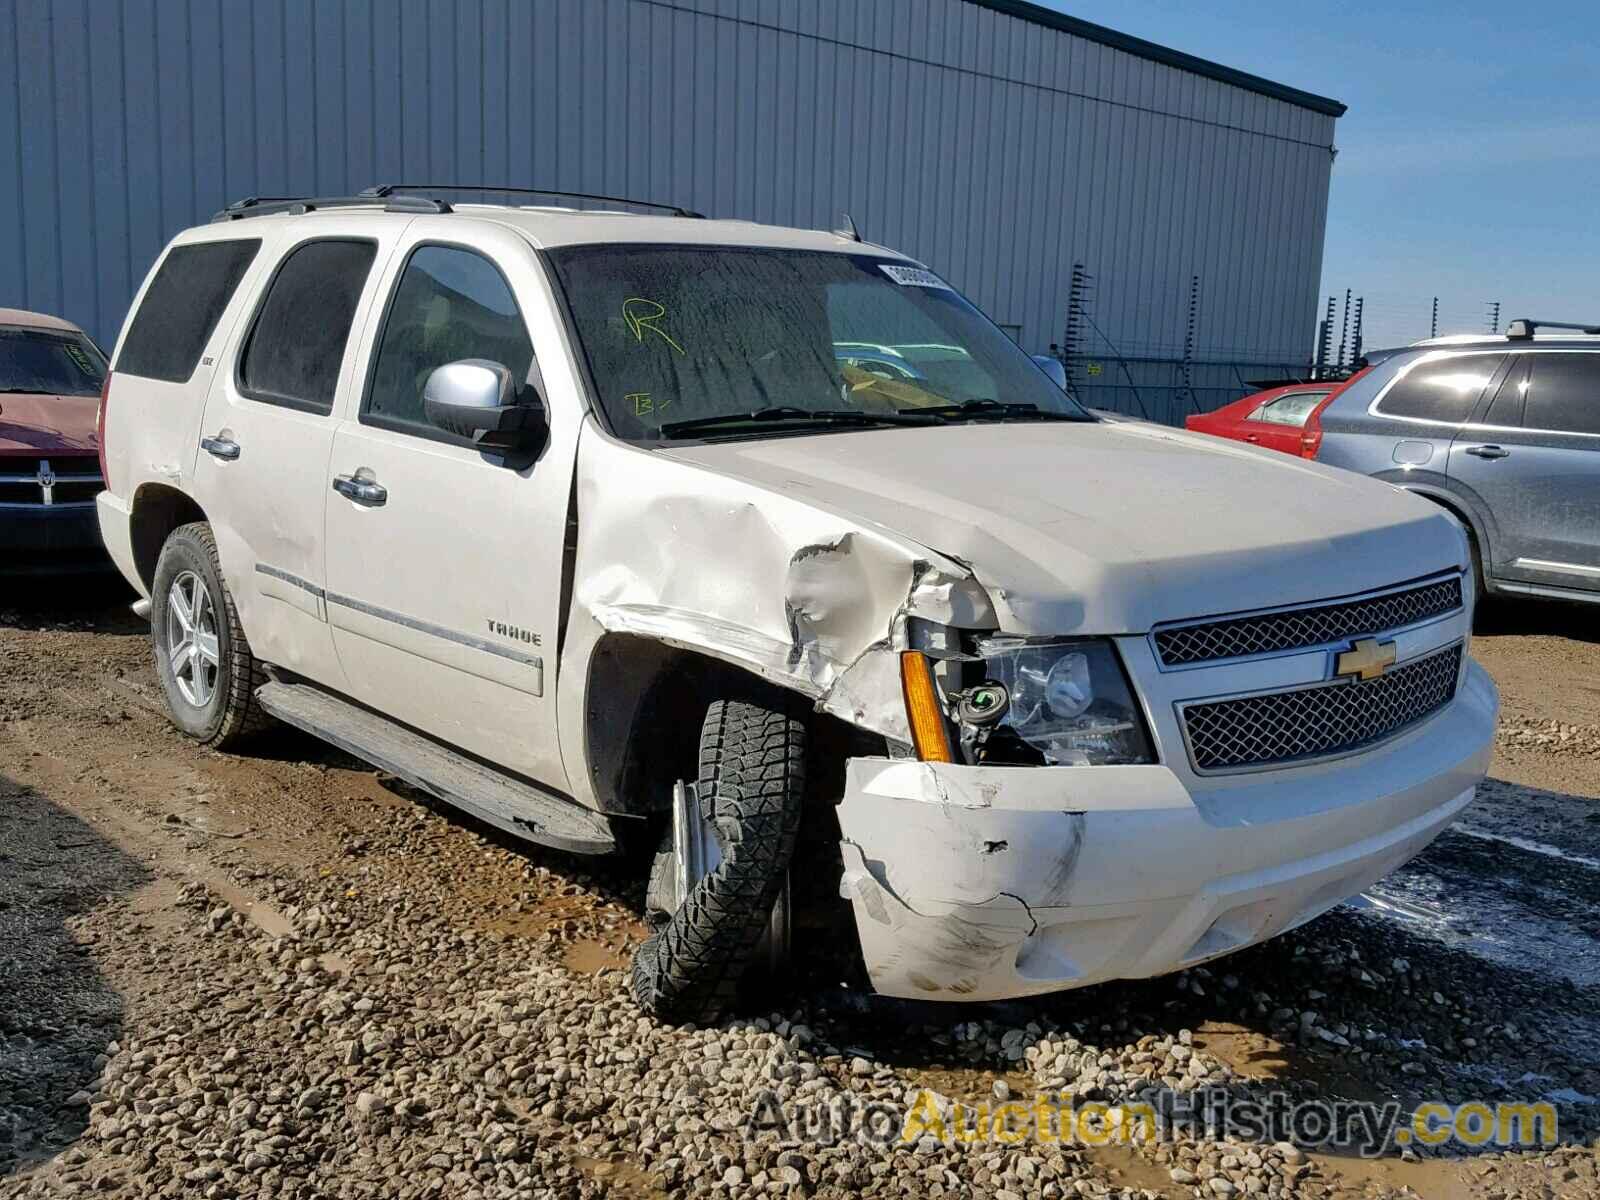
659;419;1467;634
0;392;98;455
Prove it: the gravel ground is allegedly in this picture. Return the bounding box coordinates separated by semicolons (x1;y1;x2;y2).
2;581;1598;1199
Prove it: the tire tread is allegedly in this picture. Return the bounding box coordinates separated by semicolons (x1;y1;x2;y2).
629;698;805;1025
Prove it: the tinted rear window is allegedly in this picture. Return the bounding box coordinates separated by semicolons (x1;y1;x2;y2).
1523;353;1600;436
0;328;107;396
116;239;260;383
239;239;377;414
1376;354;1504;423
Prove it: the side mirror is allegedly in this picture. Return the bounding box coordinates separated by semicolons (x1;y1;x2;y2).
422;359;546;453
1031;354;1068;392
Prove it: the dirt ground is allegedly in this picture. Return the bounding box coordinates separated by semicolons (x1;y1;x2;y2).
1;579;1597;1199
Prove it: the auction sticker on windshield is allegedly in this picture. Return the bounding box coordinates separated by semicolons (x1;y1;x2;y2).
879;264;952;289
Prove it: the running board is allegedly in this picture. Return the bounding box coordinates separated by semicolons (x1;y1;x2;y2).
255;681;616;855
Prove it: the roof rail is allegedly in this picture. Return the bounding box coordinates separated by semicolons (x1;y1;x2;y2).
363;184;705;219
211;193;451;222
1506;317;1600;339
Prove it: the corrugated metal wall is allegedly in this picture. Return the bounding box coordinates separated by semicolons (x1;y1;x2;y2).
1;0;1336;420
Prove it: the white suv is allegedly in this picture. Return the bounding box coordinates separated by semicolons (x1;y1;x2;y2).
96;188;1497;1022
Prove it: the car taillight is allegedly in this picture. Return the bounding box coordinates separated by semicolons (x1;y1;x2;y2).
96;371;112;490
1298;426;1322;459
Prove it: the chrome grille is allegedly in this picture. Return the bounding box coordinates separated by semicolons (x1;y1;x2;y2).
0;456;102;507
1155;577;1463;667
1181;643;1462;772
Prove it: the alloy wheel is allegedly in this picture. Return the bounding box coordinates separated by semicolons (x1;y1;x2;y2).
165;570;221;708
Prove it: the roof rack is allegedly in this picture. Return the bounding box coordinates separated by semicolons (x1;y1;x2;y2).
363;184;705;219
1506;317;1600;339
211;193;451;222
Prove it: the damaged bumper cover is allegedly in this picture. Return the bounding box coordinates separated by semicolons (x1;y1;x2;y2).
837;660;1497;1002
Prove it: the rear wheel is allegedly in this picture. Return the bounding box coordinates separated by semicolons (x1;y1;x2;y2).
630;696;806;1025
150;522;271;748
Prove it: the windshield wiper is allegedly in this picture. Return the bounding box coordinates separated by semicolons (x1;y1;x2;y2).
901;399;1092;422
659;406;945;439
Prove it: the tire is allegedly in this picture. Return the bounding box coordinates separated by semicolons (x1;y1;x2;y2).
630;696;806;1025
149;522;272;749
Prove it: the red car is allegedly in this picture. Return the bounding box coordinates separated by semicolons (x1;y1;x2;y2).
1;308;111;574
1185;378;1353;459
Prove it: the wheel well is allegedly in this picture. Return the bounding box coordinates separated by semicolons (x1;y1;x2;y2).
129;485;207;594
584;634;882;817
1405;488;1484;562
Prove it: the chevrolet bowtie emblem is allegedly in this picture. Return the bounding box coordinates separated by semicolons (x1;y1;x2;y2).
1335;637;1397;681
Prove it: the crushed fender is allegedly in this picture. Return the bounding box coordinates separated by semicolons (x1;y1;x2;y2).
572;430;994;740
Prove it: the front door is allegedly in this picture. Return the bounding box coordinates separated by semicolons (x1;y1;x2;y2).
192;218;404;689
323;219;579;788
1450;350;1600;592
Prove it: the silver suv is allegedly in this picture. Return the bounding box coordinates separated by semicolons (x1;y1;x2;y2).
1317;318;1600;605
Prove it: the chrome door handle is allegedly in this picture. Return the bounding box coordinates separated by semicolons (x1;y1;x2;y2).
332;473;387;506
1465;444;1510;460
200;435;241;461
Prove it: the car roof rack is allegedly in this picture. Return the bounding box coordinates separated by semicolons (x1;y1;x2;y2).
211;193;451;222
1505;317;1600;339
363;183;705;219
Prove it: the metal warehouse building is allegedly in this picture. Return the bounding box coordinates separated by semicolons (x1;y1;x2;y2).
1;0;1343;422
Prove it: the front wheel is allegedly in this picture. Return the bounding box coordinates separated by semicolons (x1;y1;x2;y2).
150;522;271;748
630;696;806;1025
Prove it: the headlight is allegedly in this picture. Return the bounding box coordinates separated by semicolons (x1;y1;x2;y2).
972;637;1153;766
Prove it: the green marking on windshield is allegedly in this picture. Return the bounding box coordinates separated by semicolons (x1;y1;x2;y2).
625;390;669;416
622;297;685;356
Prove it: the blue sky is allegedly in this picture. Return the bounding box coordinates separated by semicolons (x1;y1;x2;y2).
1048;1;1600;349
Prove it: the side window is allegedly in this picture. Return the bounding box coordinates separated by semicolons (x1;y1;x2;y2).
1480;357;1528;427
364;245;535;435
1376;354;1505;423
238;239;378;414
1253;391;1327;427
1523;353;1600;436
116;239;261;382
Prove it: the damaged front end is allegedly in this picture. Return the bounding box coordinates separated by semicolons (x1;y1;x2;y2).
567;427;997;745
563;427;1163;1001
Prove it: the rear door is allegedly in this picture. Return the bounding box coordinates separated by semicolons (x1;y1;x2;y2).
105;235;264;502
1451;350;1600;591
322;218;579;789
1240;388;1330;454
191;216;406;687
1366;349;1505;482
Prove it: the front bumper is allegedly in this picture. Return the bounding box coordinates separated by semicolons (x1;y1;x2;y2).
836;659;1497;1002
0;502;111;574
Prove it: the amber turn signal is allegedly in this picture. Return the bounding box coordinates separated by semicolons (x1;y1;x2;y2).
900;650;954;763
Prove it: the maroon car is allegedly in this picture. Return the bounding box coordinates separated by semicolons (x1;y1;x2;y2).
0;308;110;574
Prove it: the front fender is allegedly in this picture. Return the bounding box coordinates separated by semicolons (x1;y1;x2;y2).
554;424;997;799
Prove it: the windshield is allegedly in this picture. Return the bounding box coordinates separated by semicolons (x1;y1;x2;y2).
546;245;1089;440
0;327;107;397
